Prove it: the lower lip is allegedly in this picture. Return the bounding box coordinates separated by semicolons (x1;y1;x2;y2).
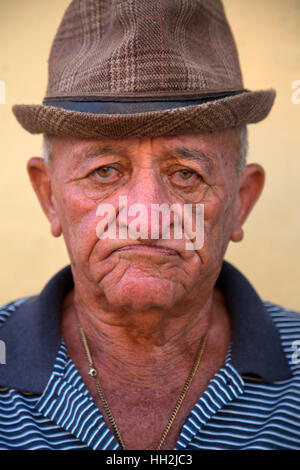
115;245;178;256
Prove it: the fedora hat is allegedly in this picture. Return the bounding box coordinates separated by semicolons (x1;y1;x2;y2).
12;0;275;138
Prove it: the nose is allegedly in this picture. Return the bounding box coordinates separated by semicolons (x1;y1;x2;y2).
117;167;178;241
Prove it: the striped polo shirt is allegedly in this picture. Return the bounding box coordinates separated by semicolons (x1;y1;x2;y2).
0;261;299;450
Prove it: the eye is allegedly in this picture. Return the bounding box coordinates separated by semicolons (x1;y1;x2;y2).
170;168;201;185
177;169;195;180
93;166;119;180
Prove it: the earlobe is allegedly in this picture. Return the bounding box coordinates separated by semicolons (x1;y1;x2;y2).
231;226;244;243
27;157;62;237
230;164;265;243
50;215;62;237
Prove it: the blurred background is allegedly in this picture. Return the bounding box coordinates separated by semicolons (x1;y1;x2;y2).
0;0;299;309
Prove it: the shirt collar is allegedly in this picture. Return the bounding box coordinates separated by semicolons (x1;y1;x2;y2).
0;261;292;393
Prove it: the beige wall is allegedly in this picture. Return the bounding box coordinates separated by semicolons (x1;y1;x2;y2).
0;0;299;309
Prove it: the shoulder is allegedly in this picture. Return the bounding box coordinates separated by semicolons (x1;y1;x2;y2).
264;300;300;373
0;297;31;328
264;300;300;328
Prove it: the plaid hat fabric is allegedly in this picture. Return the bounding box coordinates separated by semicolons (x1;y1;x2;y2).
12;0;276;138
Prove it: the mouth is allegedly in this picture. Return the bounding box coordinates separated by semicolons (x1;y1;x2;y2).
113;243;179;256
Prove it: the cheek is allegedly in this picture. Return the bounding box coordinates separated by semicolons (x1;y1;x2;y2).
55;187;100;256
203;190;229;225
199;188;234;253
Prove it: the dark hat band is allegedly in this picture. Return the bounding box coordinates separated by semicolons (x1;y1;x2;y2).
43;90;248;115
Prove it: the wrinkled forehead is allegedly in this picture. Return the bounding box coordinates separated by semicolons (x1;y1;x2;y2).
49;128;239;166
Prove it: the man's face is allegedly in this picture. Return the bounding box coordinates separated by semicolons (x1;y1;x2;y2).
35;130;253;312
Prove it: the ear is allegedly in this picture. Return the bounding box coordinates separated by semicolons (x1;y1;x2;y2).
230;164;265;243
27;157;62;237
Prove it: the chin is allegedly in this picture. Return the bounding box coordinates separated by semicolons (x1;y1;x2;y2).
102;275;182;312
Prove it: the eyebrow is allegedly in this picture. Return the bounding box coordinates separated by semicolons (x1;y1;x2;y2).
83;144;125;159
74;143;216;173
171;146;215;174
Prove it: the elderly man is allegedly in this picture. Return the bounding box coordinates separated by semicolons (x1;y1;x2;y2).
0;0;299;451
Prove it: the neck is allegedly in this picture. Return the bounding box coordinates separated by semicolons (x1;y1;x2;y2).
61;282;229;386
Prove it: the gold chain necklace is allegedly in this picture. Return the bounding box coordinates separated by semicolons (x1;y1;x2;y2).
77;319;207;450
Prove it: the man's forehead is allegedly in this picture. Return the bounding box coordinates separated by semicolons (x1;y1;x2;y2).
51;129;237;161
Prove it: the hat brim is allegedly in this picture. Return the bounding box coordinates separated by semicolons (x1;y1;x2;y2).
12;89;275;138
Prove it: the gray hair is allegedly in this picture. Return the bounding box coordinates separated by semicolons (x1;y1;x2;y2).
42;134;53;165
237;125;248;173
42;126;248;171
